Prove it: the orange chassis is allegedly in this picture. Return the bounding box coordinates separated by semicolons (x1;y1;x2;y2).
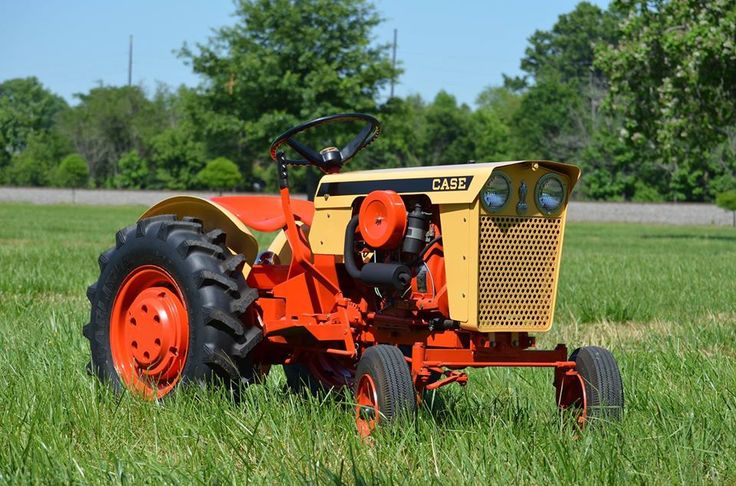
240;187;585;412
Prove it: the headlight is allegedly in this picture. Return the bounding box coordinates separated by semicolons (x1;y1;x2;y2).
535;173;566;214
481;172;511;212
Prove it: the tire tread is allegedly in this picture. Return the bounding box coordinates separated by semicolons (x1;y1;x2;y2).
85;215;261;395
572;346;624;421
355;344;416;424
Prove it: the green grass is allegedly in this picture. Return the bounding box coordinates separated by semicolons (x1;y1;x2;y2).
0;203;735;484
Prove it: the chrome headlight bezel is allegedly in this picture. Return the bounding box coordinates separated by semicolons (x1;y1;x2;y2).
534;173;567;215
481;171;512;212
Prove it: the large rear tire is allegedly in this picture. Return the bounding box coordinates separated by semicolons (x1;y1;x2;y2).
84;215;262;399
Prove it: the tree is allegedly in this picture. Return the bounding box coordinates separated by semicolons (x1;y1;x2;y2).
716;191;736;227
148;92;208;190
2;130;72;186
0;77;68;170
56;154;89;203
475;86;521;125
196;157;242;193
466;86;521;162
150;127;206;190
470;108;512;162
422;91;473;165
505;2;623;198
511;76;584;162
360;95;427;170
597;0;736;201
180;0;400;191
520;2;618;85
58;85;169;185
115;150;150;189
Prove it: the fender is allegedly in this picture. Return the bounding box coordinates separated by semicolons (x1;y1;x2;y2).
140;196;260;275
264;224;312;265
265;229;291;263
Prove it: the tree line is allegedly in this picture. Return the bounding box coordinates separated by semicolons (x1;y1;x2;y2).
1;0;734;201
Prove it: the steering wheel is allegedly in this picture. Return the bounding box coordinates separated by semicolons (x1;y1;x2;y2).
269;113;381;174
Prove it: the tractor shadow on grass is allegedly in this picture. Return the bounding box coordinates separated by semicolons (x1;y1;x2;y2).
275;381;478;429
267;372;540;432
418;389;537;430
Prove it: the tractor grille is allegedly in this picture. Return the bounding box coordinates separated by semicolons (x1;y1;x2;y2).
477;216;563;330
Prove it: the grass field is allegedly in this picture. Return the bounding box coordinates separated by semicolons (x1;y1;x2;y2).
1;203;735;484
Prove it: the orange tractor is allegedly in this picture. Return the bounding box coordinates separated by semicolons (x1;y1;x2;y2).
85;113;623;435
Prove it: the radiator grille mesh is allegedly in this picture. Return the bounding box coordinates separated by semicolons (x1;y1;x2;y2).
477;216;563;330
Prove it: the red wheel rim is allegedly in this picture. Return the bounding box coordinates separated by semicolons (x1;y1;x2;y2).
110;265;189;399
556;370;588;426
355;374;379;437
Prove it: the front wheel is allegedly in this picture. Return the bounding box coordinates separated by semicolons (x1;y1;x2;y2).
84;215;262;399
354;345;416;437
559;346;624;423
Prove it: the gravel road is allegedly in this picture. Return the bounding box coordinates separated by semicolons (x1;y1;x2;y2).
1;186;733;226
567;200;733;226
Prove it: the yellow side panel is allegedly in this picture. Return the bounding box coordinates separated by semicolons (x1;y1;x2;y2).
140;196;260;274
308;208;353;255
439;201;479;325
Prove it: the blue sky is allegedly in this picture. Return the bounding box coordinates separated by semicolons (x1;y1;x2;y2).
0;0;609;107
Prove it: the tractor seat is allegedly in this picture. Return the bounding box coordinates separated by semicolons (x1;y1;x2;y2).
211;195;314;233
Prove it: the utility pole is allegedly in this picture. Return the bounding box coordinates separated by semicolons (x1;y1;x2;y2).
226;73;236;95
128;35;133;86
390;28;397;98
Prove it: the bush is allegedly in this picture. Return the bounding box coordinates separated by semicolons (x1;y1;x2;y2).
5;153;50;187
631;181;665;202
56;154;89;188
716;191;736;211
196;157;241;193
716;191;736;227
115;151;150;189
2;131;73;187
150;125;207;190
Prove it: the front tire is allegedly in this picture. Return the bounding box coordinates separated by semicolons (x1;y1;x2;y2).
354;345;416;436
571;346;624;422
84;215;262;398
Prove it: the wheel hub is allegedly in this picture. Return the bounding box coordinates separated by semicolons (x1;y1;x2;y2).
127;287;182;369
556;369;587;426
110;266;189;398
355;374;379;438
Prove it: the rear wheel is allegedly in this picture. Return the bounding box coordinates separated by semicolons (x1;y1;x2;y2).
354;345;416;437
561;346;624;423
84;215;262;399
